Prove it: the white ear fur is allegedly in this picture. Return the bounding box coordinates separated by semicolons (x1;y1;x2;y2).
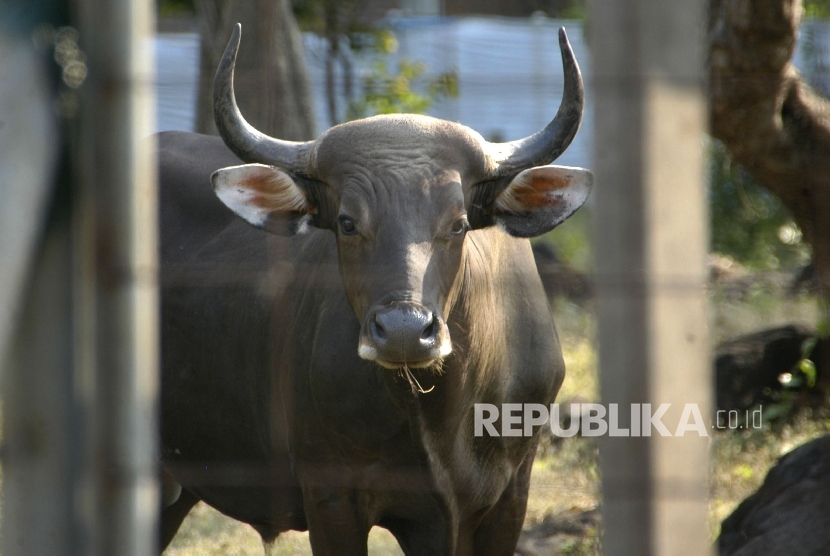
495;165;593;215
211;163;312;229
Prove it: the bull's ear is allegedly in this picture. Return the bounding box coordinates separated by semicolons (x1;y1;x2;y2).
212;163;316;236
492;165;593;238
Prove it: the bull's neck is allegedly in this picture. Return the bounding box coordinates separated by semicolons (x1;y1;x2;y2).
447;227;511;381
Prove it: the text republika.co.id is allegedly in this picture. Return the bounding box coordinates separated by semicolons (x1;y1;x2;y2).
474;403;763;437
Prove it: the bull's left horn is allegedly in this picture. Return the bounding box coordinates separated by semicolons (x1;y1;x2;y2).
485;27;584;176
213;23;313;172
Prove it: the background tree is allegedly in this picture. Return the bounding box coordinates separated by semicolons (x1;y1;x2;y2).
292;0;458;126
194;0;316;139
709;0;830;294
293;0;359;126
709;0;830;395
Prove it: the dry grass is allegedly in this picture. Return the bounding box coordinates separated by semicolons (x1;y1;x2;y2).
164;507;403;555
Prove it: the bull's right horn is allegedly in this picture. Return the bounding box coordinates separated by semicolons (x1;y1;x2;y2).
484;27;584;177
213;23;313;173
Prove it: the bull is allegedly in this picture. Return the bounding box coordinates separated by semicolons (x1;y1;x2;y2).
159;23;592;555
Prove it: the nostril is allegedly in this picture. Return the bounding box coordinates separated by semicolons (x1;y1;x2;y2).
420;314;437;341
371;315;387;340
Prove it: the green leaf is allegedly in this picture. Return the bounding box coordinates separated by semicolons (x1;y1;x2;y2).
734;463;754;480
376;30;399;54
800;358;818;388
805;0;830;19
349;52;457;120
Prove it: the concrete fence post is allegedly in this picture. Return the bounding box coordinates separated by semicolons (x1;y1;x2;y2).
590;1;711;554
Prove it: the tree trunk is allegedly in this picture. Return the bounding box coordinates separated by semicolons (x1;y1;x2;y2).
709;0;830;294
194;0;316;140
709;0;830;392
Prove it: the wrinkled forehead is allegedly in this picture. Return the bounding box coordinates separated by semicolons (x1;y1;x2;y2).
311;115;492;185
338;166;467;230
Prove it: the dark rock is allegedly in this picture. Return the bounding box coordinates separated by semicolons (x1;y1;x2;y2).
715;325;824;412
719;435;830;556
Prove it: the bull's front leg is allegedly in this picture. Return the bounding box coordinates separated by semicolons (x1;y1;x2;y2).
469;453;535;555
302;485;371;555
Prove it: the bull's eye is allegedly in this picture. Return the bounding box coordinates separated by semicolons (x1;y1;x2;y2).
450;218;469;237
338;215;358;236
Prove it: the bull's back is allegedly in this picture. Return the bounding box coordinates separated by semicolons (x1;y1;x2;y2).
157;132;304;530
157;131;243;264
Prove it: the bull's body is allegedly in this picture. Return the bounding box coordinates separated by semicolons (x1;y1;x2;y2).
159;24;590;554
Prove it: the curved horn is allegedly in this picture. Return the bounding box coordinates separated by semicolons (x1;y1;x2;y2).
486;28;584;176
214;24;313;171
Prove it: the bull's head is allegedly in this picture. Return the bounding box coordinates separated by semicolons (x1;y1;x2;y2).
210;24;592;371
